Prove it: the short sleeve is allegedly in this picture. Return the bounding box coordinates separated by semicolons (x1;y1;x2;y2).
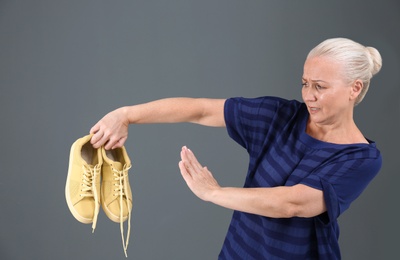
301;155;382;223
224;98;248;149
224;96;300;152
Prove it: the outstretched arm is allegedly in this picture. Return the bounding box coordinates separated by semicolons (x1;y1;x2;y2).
178;146;327;218
90;97;226;150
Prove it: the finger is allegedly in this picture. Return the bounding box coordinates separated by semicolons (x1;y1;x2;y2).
181;148;196;172
178;160;192;180
91;131;104;148
90;128;100;143
93;133;112;149
111;136;127;150
104;141;113;150
180;150;191;170
203;166;215;178
90;123;100;135
181;149;201;176
180;147;187;160
104;136;120;150
183;147;203;170
178;160;187;175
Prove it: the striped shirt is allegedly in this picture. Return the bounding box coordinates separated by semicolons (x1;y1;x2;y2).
220;96;382;260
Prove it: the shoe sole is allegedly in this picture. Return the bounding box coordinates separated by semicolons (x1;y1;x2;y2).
65;140;93;224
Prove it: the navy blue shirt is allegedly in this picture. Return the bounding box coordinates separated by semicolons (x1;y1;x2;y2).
219;97;382;260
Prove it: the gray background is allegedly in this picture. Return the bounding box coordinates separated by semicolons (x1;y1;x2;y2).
0;0;399;259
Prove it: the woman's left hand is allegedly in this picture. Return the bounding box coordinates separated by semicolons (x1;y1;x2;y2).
178;146;220;201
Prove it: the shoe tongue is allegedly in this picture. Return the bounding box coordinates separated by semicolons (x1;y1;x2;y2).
112;161;124;170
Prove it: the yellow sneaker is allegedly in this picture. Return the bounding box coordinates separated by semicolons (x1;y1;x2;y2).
65;135;102;232
101;146;132;257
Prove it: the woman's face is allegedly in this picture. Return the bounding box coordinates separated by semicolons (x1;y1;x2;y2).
302;56;355;126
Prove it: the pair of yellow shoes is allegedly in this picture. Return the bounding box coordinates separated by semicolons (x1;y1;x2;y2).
65;134;132;257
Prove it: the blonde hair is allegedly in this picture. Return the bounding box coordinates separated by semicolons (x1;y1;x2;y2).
307;38;382;105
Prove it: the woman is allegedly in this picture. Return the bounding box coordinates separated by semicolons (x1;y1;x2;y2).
90;38;382;259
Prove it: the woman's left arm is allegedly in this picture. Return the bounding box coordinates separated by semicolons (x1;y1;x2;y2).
178;146;326;218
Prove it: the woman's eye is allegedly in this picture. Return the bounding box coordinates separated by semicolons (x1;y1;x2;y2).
302;82;308;87
316;84;323;90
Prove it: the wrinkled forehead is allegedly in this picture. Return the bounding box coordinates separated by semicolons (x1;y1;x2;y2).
303;56;346;82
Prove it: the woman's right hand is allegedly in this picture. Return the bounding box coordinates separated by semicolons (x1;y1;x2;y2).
90;107;129;150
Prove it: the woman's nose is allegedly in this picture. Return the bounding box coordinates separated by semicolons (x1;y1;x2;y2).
303;87;316;102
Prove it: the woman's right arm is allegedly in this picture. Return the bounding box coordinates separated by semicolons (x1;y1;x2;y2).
90;97;226;149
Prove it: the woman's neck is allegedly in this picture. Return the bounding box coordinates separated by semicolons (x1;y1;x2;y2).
306;118;368;144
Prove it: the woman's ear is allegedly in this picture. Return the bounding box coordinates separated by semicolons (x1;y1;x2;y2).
350;80;363;100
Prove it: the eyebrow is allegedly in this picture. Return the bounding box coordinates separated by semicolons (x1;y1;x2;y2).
301;77;328;83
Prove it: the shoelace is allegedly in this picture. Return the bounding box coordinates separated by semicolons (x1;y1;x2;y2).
81;164;101;233
112;164;132;258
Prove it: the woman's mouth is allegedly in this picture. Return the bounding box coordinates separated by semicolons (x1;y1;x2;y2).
309;107;319;114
